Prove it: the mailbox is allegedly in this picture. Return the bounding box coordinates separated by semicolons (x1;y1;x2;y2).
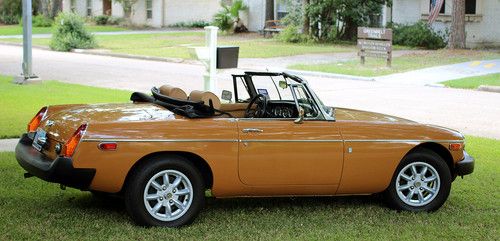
217;46;239;69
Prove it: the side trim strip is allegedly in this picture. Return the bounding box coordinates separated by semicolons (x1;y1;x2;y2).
82;139;238;143
344;139;464;143
242;139;343;143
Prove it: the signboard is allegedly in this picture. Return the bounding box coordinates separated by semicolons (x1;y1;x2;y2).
357;27;393;67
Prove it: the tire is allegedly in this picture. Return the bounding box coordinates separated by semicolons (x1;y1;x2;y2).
124;155;205;227
383;149;452;212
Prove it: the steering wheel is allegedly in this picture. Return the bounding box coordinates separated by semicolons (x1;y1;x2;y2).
245;94;268;118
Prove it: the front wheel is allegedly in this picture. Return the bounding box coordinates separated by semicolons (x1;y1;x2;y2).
384;150;452;212
124;156;205;227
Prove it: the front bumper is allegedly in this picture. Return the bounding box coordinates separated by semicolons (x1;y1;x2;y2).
15;133;95;190
455;150;474;176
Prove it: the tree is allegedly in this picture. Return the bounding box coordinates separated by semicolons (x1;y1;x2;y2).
38;0;62;18
449;0;466;48
213;0;248;33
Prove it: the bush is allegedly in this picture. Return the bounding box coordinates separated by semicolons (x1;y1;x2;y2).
19;15;53;27
0;0;21;24
94;15;110;25
0;13;19;24
276;25;309;43
50;12;97;52
107;17;124;25
392;21;447;49
171;20;210;28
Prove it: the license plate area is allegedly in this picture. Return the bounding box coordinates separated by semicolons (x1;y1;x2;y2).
32;129;47;151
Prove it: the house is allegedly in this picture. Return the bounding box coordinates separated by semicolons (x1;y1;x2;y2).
61;0;288;31
384;0;500;48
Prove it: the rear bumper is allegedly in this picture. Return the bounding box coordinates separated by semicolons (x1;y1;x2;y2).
455;150;474;176
15;133;95;190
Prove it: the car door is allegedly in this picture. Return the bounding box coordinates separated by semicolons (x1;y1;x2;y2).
237;119;344;187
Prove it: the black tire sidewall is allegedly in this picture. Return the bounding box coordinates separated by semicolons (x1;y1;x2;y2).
125;156;205;227
385;150;452;212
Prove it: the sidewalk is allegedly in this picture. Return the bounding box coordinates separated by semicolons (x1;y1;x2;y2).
0;139;17;152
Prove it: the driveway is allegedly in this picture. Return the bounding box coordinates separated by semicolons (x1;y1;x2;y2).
1;44;499;141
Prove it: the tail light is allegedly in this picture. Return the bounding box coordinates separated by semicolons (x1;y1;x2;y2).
62;124;88;157
27;107;48;132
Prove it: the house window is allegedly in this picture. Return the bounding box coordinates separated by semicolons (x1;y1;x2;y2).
429;0;445;14
276;2;288;20
86;0;92;16
146;0;153;19
70;0;76;12
465;0;476;14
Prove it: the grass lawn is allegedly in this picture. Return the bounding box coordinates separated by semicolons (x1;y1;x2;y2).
0;75;131;139
0;32;355;59
290;50;500;77
0;135;498;240
441;73;500;89
0;24;126;36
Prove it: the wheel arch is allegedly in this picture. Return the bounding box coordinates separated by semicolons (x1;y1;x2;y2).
121;151;214;193
406;142;454;172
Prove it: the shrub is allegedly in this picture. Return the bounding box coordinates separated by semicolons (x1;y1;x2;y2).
50;12;97;52
392;21;447;49
94;15;110;25
276;25;309;43
212;0;248;33
171;20;210;28
0;0;21;24
0;13;20;24
19;15;53;27
107;17;124;25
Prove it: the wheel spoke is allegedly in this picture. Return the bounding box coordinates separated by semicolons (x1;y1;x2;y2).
420;166;428;176
175;188;190;195
145;194;159;200
422;185;436;194
397;184;412;191
401;174;412;181
163;173;169;186
406;189;415;201
165;203;172;217
151;202;162;213
417;190;424;202
172;199;185;211
411;165;418;176
424;175;437;183
151;181;162;191
171;176;182;188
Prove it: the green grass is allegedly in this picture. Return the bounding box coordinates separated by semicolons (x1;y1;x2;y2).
0;32;355;58
0;136;498;240
0;75;131;139
290;50;500;77
441;73;500;89
0;24;126;36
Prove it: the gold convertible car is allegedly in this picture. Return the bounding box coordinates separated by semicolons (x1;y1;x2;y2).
16;72;474;227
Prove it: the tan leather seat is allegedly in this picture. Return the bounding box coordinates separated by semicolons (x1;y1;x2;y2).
159;85;188;100
189;90;221;109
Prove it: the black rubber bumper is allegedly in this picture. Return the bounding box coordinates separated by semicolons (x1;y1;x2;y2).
456;150;475;176
15;134;96;190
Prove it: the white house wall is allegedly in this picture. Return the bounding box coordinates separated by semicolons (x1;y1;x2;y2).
244;0;266;31
392;0;422;24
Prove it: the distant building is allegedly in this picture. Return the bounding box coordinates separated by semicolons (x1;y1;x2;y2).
62;0;288;32
384;0;500;48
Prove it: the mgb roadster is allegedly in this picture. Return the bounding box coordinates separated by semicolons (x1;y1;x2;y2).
16;72;474;227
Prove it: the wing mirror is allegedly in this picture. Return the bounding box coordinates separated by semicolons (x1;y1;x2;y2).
221;90;232;103
294;107;305;124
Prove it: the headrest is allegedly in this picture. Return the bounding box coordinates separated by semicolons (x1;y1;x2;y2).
189;90;221;109
159;85;188;100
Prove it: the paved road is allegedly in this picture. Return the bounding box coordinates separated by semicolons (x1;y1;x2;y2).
1;44;499;152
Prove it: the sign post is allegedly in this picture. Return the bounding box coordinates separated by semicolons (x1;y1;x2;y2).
357;27;393;67
17;0;38;83
204;26;218;92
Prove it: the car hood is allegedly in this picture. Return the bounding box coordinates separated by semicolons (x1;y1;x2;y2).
334;108;416;123
42;103;175;142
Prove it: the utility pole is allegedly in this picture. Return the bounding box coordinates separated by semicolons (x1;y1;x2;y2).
16;0;39;84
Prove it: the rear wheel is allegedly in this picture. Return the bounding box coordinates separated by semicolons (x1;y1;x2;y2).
124;156;204;227
384;150;452;212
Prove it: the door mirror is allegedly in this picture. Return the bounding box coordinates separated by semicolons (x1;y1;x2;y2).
294;107;305;124
279;80;288;89
221;90;232;102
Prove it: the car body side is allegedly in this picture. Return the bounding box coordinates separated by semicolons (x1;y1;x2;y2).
38;103;465;197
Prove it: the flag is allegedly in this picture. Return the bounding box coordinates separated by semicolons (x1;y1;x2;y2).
428;0;445;24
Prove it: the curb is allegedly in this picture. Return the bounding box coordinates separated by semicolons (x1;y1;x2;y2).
0;41;50;50
477;85;500;93
284;69;375;81
71;49;201;64
0;138;19;152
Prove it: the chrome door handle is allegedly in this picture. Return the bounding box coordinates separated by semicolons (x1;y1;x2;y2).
242;128;263;133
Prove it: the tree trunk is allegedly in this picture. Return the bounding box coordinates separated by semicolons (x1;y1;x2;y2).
449;0;466;49
40;0;50;17
302;0;310;34
340;16;357;41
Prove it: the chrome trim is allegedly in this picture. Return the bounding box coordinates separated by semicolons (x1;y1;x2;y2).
241;139;343;143
81;138;238;143
344;139;464;143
